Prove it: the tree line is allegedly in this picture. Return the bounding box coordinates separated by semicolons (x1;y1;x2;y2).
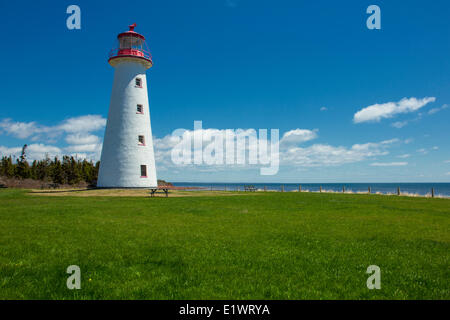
0;145;99;186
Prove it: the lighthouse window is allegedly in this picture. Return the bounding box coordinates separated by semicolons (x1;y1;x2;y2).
140;165;147;177
136;104;143;114
135;78;142;88
138;135;145;146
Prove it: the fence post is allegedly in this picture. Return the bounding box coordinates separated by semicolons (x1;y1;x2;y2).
264;185;267;192
431;188;435;198
281;185;284;192
224;185;226;191
368;186;371;194
320;186;322;193
342;186;345;193
397;187;400;196
299;185;302;192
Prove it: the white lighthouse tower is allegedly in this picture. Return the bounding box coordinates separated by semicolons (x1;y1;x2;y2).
97;24;157;188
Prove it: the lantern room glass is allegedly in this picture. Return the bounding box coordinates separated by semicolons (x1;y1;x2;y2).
119;36;143;51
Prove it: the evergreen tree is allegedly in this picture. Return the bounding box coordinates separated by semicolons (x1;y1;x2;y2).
15;145;31;179
0;156;15;177
67;156;81;185
51;157;64;184
30;160;38;180
0;150;100;186
35;156;51;181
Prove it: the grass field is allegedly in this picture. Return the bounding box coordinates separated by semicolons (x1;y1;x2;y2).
0;188;449;299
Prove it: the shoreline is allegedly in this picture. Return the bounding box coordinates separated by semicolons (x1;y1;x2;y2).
184;187;450;199
17;186;450;199
175;183;450;199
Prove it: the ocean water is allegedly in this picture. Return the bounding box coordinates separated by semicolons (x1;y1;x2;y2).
172;182;450;197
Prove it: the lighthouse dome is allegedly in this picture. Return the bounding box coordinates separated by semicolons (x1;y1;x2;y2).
108;24;153;69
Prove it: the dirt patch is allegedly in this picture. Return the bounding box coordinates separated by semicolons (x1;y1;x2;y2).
0;177;87;189
27;188;251;197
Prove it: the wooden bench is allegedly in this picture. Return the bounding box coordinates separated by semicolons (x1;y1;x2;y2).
149;187;170;197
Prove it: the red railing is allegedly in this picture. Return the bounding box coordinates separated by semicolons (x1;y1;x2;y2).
109;48;152;61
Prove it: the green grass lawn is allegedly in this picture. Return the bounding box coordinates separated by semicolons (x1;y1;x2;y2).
0;189;449;299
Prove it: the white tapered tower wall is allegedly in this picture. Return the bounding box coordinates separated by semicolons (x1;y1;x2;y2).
97;58;157;188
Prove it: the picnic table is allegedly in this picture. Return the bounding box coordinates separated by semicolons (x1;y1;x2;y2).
244;185;257;192
149;186;171;197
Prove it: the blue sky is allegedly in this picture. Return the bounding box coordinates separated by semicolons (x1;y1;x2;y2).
0;0;449;182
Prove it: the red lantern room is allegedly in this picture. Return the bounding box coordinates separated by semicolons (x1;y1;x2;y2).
108;23;153;68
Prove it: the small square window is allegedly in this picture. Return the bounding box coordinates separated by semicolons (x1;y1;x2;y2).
138;135;145;146
135;78;142;87
136;104;143;114
140;165;147;177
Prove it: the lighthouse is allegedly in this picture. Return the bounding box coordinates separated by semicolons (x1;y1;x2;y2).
97;24;157;188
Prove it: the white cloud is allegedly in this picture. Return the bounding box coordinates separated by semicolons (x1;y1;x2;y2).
0;146;22;157
69;153;88;160
353;97;436;123
391;121;408;128
0;119;50;139
280;129;318;146
64;143;102;163
0;115;106;141
27;144;62;159
397;154;410;159
370;162;408;167
280;139;397;167
428;104;448;115
65;133;100;145
57;115;106;133
0;143;62;161
0;118;400;172
0;142;101;162
417;148;428;154
416;147;438;155
0;115;106;161
65;143;101;153
445;160;450;163
155;127;318;172
320;107;328;111
152;127;398;171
